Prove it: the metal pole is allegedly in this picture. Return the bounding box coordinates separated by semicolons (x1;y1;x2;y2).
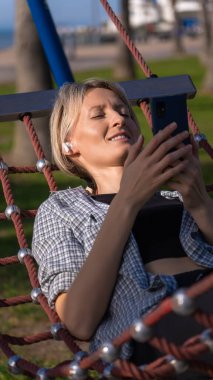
27;0;75;86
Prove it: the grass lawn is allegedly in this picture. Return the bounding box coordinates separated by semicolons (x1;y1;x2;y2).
0;55;213;379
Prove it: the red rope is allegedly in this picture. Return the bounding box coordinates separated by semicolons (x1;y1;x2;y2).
22;114;58;192
0;3;213;378
100;0;213;160
100;0;153;78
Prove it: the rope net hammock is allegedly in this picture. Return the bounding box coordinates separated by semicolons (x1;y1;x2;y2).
0;0;213;378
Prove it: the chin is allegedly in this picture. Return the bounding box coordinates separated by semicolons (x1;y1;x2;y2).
116;149;129;164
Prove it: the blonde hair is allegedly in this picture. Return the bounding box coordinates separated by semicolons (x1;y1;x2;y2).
50;78;139;182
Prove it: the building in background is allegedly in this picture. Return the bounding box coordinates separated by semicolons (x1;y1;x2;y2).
58;0;208;47
104;0;203;40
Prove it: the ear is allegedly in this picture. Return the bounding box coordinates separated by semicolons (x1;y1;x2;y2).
62;141;80;157
62;142;72;155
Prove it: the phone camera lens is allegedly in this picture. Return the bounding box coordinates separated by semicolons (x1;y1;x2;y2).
157;101;166;117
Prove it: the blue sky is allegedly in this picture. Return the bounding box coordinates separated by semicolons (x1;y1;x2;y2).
0;0;120;30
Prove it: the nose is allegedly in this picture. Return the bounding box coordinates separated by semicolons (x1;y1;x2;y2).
110;110;125;128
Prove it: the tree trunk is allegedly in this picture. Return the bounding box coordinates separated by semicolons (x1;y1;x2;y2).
200;0;213;93
113;0;136;80
172;0;185;54
10;0;53;165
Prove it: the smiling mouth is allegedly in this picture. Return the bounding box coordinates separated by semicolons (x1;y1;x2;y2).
109;134;130;142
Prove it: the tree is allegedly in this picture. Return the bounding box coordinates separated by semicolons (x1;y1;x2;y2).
171;0;185;54
10;0;53;165
200;0;213;92
113;0;136;80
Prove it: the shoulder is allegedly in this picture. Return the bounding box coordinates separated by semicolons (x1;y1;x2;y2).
38;186;90;214
33;186;92;240
35;185;108;226
33;185;108;246
34;186;93;229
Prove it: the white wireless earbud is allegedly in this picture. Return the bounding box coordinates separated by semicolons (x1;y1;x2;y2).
62;142;72;153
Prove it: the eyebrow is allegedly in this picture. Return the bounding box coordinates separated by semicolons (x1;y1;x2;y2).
88;103;128;112
89;105;104;112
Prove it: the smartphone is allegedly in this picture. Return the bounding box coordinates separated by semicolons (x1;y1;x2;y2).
150;93;190;144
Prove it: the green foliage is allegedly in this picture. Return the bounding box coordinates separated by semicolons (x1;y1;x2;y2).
146;55;205;88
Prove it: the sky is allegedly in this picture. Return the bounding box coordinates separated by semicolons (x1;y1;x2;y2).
0;0;120;30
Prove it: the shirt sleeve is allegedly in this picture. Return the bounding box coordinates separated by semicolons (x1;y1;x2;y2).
180;208;213;268
32;202;86;308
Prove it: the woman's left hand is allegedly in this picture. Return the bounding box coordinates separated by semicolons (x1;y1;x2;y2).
167;134;213;244
167;135;208;212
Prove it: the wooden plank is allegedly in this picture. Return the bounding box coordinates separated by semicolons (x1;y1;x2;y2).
120;74;196;103
0;75;196;122
0;89;58;122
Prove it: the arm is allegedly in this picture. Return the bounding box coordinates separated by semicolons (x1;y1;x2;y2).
167;135;213;245
56;194;137;340
189;198;213;245
56;123;193;340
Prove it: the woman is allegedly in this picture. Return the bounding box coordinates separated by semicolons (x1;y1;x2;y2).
32;78;213;362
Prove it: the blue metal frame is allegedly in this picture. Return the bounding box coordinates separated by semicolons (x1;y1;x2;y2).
27;0;75;86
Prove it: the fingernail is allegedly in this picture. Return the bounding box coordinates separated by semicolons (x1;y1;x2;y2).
182;131;189;136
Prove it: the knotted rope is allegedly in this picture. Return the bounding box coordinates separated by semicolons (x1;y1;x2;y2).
0;114;213;379
0;1;213;377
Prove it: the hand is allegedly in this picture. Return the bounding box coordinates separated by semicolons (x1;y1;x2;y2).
119;123;192;213
167;134;213;244
167;134;210;212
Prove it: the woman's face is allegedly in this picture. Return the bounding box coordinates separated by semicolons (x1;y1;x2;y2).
68;87;140;171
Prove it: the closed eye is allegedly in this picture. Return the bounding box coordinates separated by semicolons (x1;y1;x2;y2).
120;110;130;117
91;114;105;119
121;112;129;117
114;104;130;117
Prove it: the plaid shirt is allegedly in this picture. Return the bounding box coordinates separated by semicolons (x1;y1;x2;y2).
32;186;213;358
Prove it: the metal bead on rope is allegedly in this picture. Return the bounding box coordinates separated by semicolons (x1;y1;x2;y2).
139;364;147;371
200;329;213;353
31;287;42;304
50;323;64;340
36;159;50;172
131;319;153;342
194;133;207;144
17;248;31;263
166;355;189;374
99;342;120;363
102;364;117;379
171;288;196;316
68;360;88;380
8;355;22;375
5;205;21;220
0;160;8;172
73;351;88;363
36;368;51;380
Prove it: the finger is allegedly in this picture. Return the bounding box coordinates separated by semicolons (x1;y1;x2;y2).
156;144;192;173
156;131;190;161
159;159;189;184
190;134;199;158
169;160;202;187
144;122;178;156
124;134;144;167
167;181;184;193
144;127;190;162
168;172;187;184
166;159;185;169
176;142;185;149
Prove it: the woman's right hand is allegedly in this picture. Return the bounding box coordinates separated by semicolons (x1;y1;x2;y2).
119;122;192;213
